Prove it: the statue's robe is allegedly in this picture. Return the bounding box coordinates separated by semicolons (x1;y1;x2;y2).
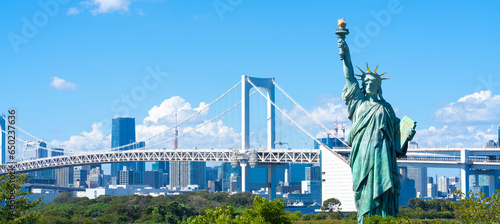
342;82;408;223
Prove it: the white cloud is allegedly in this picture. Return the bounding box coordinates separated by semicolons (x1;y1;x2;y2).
136;96;240;149
84;0;131;15
52;122;111;152
67;7;80;15
435;90;500;124
51;96;237;153
412;90;500;148
413;124;497;148
50;76;78;91
144;96;209;125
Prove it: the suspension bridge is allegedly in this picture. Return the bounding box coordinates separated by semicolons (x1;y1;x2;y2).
2;75;500;211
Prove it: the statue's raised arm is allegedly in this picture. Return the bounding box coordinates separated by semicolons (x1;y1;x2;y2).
335;18;356;87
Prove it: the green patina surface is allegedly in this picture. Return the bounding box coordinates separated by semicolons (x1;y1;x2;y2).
336;20;415;223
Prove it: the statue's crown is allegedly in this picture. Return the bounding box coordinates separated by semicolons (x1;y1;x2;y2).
355;63;389;82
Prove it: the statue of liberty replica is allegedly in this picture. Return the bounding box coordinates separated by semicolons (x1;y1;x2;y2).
335;18;416;223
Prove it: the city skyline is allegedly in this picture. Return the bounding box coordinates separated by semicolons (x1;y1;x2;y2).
1;1;500;180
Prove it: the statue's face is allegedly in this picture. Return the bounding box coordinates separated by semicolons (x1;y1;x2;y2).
364;75;380;96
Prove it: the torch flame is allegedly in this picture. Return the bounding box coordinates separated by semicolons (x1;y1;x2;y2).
338;18;346;27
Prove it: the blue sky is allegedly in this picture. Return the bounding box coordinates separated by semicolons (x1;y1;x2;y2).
1;1;500;176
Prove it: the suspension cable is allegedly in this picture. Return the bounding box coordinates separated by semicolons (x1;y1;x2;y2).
109;89;258;151
5;81;242;153
9;123;76;151
273;80;349;146
0;128;77;155
106;80;243;151
247;78;348;163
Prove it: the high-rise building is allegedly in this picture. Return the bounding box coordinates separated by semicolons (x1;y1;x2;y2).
427;176;434;184
437;176;449;197
119;169;131;185
301;180;322;203
74;168;88;188
1;115;6;164
89;173;104;188
486;140;497;148
55;166;73;187
229;173;239;193
110;117;145;177
206;167;218;182
102;175;112;187
82;164;102;172
399;168;416;205
305;166;321;181
275;163;311;186
89;167;103;175
170;161;206;189
407;167;427;197
118;167;142;185
51;148;64;157
153;161;170;183
143;171;162;189
215;162;240;192
427;183;438;198
51;148;72;186
23;141;49;178
23;140;47;161
49;148;64;180
498;126;500;148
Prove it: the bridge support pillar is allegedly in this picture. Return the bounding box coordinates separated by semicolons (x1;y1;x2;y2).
460;149;470;198
267;164;276;201
241;75;276;153
241;161;250;192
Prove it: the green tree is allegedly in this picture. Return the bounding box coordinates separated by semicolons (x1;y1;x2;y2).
321;197;342;212
238;196;300;224
453;190;500;224
188;206;237;224
0;168;42;223
188;196;300;224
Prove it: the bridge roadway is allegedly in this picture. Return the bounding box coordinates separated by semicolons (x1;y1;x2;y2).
0;148;321;174
1;148;500;174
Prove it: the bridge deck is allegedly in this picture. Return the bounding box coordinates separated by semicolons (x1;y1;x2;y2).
2;148;500;174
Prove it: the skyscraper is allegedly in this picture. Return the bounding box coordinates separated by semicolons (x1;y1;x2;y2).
52;148;71;186
170;161;206;189
55;166;73;187
437;176;449;197
153;161;169;180
110;117;145;178
118;167;142;185
23;140;47;161
305;166;321;181
143;171;162;189
74;168;88;188
51;148;64;157
407;167;427;197
497;126;499;148
23;141;48;177
1;115;5;164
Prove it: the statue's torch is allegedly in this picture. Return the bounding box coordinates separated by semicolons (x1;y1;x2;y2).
335;18;349;60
